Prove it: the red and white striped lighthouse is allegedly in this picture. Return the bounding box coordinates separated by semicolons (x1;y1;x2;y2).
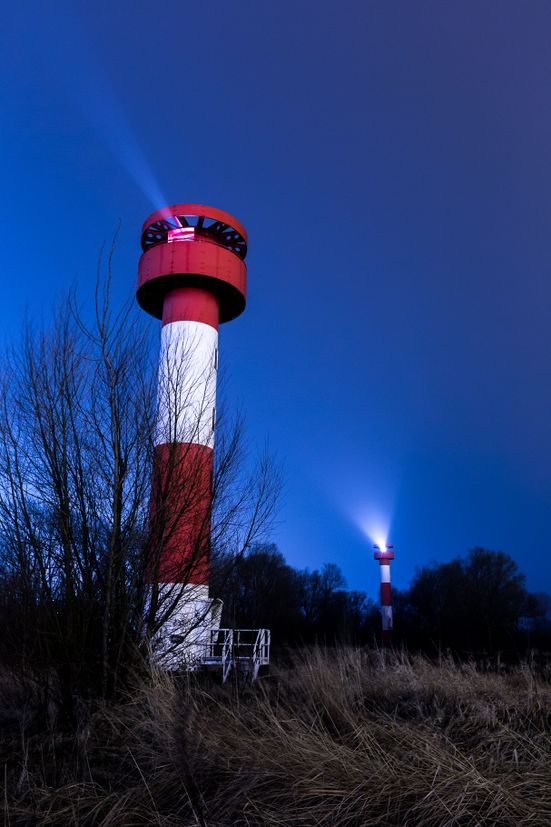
137;204;247;664
373;543;395;645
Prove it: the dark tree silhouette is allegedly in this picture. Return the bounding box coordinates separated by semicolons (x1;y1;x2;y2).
216;546;370;645
406;548;528;653
214;544;302;643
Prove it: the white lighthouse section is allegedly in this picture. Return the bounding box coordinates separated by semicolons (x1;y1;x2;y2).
381;605;393;631
150;318;220;668
155;320;218;449
151;583;222;670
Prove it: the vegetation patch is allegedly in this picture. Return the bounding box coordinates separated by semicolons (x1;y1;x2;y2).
3;648;551;826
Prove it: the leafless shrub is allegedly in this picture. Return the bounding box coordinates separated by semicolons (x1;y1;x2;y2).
0;253;280;714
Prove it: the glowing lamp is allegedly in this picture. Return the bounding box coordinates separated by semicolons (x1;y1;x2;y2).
167;227;195;242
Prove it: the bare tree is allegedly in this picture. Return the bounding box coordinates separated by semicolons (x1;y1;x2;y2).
0;259;279;716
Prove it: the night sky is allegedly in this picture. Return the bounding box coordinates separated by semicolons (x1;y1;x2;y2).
2;2;550;597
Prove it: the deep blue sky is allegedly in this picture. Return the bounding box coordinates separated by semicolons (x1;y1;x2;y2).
2;2;550;597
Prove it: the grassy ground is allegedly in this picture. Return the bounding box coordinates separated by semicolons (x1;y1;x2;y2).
2;647;551;825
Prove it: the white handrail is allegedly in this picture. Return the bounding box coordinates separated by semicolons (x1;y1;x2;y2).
222;629;233;683
203;627;270;682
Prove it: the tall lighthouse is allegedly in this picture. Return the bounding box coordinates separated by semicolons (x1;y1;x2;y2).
137;204;247;665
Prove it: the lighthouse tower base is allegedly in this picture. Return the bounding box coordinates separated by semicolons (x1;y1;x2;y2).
147;586;270;681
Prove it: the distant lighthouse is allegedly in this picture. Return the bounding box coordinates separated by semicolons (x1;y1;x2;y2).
373;543;395;645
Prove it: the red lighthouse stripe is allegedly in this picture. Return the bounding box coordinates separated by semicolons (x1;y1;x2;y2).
380;582;392;604
162;287;219;329
148;442;213;585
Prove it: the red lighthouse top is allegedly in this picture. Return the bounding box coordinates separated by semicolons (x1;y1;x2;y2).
373;544;395;561
137;204;248;324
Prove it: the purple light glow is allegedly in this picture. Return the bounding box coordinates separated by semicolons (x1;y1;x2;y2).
167;227;195;243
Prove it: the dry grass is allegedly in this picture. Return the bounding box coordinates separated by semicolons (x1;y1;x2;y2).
3;648;551;825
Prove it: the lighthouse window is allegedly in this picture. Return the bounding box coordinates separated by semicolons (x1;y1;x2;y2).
212;408;216;431
213;347;218;370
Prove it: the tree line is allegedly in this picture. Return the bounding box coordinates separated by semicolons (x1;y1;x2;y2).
213;544;551;656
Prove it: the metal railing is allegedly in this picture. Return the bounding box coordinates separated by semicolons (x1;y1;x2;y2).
203;628;270;683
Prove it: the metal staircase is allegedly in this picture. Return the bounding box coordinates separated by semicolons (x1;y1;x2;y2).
202;628;271;683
